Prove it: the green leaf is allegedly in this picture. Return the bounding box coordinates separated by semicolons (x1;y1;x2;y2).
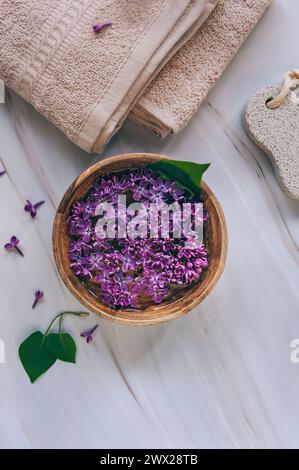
47;333;76;364
148;160;210;198
19;332;57;383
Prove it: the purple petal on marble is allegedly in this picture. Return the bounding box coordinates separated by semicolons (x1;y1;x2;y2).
4;236;24;257
80;324;99;343
24;200;45;218
32;290;44;309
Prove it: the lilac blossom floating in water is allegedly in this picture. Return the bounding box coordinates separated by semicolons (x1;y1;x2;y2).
67;168;209;309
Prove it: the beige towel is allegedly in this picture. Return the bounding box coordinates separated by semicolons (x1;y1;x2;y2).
131;0;273;137
0;0;218;152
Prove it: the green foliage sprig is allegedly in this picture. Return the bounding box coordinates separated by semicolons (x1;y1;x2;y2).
19;311;89;383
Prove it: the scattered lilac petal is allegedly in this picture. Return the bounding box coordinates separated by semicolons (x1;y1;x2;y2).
24;200;45;218
32;290;44;309
80;324;99;343
4;236;24;257
93;21;112;33
34;200;45;210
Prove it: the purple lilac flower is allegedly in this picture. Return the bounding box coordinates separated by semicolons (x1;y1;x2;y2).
170;183;185;201
92;239;113;253
169;261;186;284
117;252;138;273
71;201;96;221
111;174;131;192
167;243;208;284
97;253;120;276
70;219;93;242
86;253;104;272
101;274;140;308
151;177;172;192
97;177;115;195
4;236;24;257
67;168;209;308
130;168;151;182
132;181;149;201
139;272;170;304
32;290;44;309
143;253;171;272
70;259;92;279
80;324;99;343
24;200;45;218
68;239;91;260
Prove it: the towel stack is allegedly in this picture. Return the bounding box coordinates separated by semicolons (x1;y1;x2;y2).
0;0;272;153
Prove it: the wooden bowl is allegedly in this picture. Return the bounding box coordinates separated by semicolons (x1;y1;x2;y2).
53;153;227;326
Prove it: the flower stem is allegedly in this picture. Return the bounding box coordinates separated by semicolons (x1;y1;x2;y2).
58;314;63;334
44;311;89;336
15;246;24;257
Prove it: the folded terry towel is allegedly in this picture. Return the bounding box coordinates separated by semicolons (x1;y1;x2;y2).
0;0;218;152
130;0;273;137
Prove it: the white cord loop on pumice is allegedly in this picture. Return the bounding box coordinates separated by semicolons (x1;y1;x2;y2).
266;70;299;109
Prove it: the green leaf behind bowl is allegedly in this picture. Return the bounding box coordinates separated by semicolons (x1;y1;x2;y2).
147;160;210;199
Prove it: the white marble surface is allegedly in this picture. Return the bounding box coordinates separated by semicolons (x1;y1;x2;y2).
0;0;299;449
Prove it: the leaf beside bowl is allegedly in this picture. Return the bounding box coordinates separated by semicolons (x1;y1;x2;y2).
147;160;210;198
